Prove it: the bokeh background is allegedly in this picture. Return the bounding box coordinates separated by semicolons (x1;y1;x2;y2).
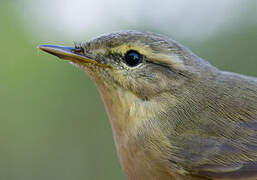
1;0;257;179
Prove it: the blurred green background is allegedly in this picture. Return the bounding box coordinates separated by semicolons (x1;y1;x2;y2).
1;1;257;180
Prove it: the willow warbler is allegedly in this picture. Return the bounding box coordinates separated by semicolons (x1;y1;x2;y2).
39;31;257;180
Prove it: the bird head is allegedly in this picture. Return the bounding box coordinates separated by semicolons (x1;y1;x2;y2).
39;31;215;134
39;31;212;100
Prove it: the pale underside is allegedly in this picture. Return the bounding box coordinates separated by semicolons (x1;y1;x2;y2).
95;70;257;180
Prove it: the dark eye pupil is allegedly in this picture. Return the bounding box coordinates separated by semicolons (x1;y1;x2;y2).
124;50;142;67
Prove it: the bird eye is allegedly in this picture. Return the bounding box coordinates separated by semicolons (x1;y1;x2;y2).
124;50;142;67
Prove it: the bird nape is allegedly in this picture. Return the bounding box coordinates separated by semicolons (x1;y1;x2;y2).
39;31;257;180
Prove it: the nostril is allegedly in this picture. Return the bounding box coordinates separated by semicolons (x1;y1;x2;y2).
72;48;84;54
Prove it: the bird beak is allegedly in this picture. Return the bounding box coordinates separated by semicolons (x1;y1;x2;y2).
38;45;98;65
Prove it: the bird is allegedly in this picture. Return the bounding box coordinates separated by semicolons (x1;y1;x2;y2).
39;31;257;180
